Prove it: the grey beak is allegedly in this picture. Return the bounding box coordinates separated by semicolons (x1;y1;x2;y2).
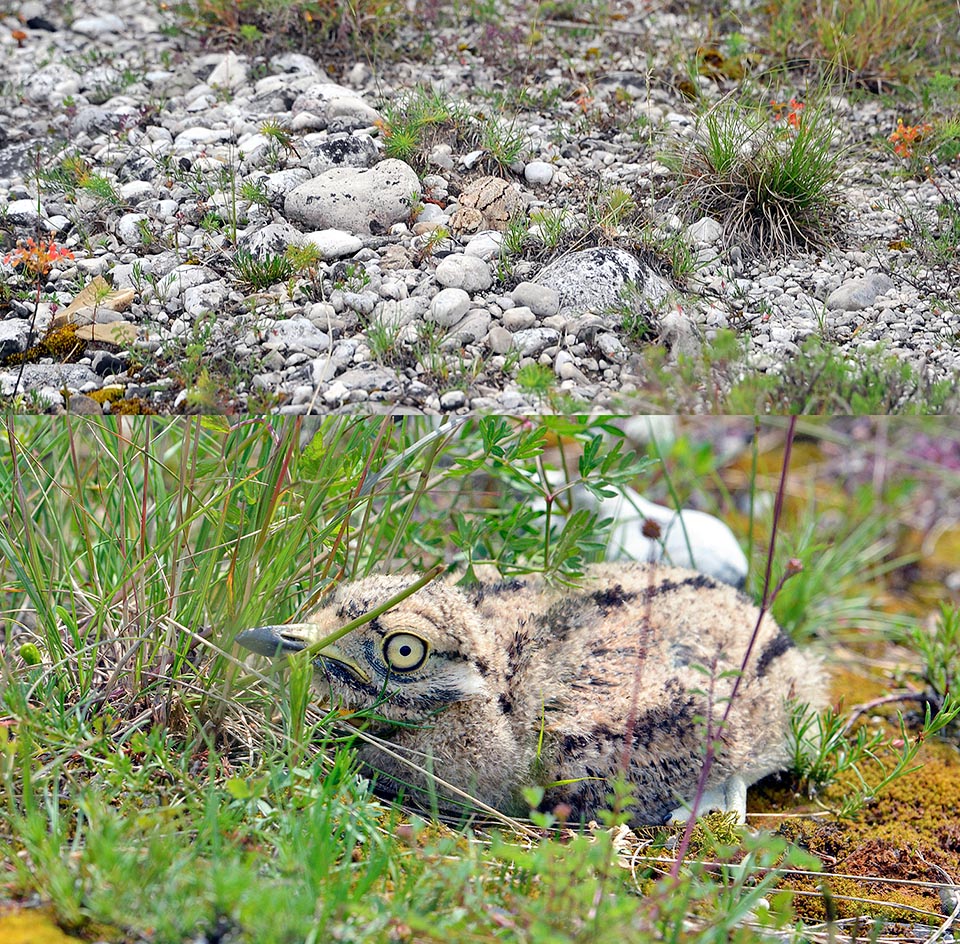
236;625;306;657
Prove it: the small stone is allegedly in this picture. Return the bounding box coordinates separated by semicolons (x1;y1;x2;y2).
524;160;555;185
71;13;125;36
511;281;560;318
463;231;503;260
207;51;247;90
303;229;362;259
439;389;466;410
826;273;896;311
513;327;559;356
429;288;471;327
686;216;724;247
5;199;44;226
238;221;303;260
486;325;515;354
502;306;537;330
116;213;150;247
448;309;491;344
434;254;492;292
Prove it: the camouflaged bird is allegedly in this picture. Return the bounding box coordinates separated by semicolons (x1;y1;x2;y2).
238;563;825;825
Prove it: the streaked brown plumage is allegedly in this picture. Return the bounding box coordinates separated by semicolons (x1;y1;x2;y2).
238;563;825;824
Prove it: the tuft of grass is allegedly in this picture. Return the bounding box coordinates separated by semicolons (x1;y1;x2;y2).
233;247;297;290
664;94;845;254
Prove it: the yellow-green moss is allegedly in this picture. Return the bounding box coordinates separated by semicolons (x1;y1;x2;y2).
87;386;125;405
3;323;88;367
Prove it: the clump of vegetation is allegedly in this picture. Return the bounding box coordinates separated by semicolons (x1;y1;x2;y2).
664;94;845;254
629;332;958;414
233;247;297;290
767;0;957;87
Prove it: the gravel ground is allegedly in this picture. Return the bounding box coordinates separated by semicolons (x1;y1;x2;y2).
1;0;958;413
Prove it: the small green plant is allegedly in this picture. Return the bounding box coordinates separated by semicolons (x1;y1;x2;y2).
620;306;655;344
528;208;567;249
481;116;527;170
376;86;468;167
79;173;121;205
591;186;637;233
199;211;226;233
515;361;556;397
239;179;270;206
908;604;960;708
233;248;296;289
331;261;370;293
789;696;960;817
365;316;404;363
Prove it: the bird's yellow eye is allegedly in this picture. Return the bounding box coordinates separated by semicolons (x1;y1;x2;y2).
383;633;428;672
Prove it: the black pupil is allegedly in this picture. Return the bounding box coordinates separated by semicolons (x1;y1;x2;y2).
399;644;412;657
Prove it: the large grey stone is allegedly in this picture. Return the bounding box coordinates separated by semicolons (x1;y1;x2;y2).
290;83;381;128
238;221;303;260
299;132;378;177
434;254;492;292
534;247;671;317
428;288;470;327
826;273;895;311
285;160;420;235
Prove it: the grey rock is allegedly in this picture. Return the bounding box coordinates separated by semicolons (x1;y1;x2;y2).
502;306;537;330
686;216;723;247
513;327;559;356
207;51;247;90
285;160;420;235
0;319;32;358
63;393;104;415
22;64;81;104
660;309;700;359
336;365;400;393
511;281;560;317
486;325;515;354
434;254;492;292
6;199;44;226
596;332;627;362
429;288;471;327
0;363;100;397
524;160;555;185
91;350;124;376
71;14;126;36
826;273;895;311
265;317;331;353
117;213;150;247
463;231;503;260
303;229;362;259
290;83;381;128
260;168;313;202
535;247;672;317
300;132;378;176
182;279;228;317
447;308;491;344
238;221;303;259
439;389;466;410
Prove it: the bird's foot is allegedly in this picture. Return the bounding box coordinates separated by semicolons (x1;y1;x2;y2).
668;774;747;824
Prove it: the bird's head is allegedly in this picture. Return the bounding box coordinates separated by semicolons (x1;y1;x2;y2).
237;575;497;723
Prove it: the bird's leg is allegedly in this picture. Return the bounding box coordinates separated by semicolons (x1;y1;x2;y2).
667;774;748;824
